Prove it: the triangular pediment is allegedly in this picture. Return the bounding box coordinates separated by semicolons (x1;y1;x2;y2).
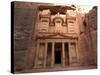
36;33;78;39
49;34;67;38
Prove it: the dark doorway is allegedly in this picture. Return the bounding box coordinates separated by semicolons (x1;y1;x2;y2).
54;43;62;64
65;43;69;65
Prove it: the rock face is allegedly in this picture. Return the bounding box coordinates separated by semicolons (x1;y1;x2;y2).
13;2;38;71
78;6;97;66
12;2;97;73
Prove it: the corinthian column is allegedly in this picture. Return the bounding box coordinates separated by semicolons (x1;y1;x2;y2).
62;43;65;67
51;42;54;67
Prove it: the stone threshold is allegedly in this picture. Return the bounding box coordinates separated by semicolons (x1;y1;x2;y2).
15;65;97;74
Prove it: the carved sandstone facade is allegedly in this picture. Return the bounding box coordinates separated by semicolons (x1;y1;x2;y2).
33;6;80;68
